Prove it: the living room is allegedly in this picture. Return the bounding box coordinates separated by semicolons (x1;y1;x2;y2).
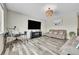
5;3;78;39
0;3;79;55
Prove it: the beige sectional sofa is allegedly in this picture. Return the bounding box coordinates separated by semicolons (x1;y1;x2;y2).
60;36;79;55
45;30;67;40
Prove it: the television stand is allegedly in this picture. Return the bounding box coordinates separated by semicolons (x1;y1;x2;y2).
30;31;42;39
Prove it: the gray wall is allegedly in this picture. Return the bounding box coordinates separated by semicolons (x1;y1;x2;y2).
7;10;78;39
7;10;46;34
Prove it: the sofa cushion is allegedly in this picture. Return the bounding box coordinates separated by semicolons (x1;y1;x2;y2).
76;36;79;41
53;31;58;35
46;30;67;40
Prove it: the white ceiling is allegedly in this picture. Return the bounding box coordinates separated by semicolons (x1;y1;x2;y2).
6;3;79;20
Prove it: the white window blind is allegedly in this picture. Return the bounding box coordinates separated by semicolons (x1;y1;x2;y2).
0;4;4;34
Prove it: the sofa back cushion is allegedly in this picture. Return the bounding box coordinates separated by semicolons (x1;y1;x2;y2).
49;30;67;39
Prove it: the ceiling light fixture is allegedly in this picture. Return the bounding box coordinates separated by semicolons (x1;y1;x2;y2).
45;8;53;17
43;4;57;17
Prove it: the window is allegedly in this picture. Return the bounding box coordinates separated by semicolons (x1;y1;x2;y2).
0;4;4;34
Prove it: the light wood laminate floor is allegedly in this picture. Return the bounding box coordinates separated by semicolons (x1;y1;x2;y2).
4;36;66;55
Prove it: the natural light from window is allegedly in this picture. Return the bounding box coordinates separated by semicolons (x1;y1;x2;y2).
0;4;4;34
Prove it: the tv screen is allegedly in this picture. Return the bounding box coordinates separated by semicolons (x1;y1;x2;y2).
28;20;41;29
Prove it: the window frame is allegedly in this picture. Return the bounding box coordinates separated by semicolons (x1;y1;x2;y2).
0;4;4;34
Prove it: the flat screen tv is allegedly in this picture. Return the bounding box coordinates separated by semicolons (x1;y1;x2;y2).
28;20;41;29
